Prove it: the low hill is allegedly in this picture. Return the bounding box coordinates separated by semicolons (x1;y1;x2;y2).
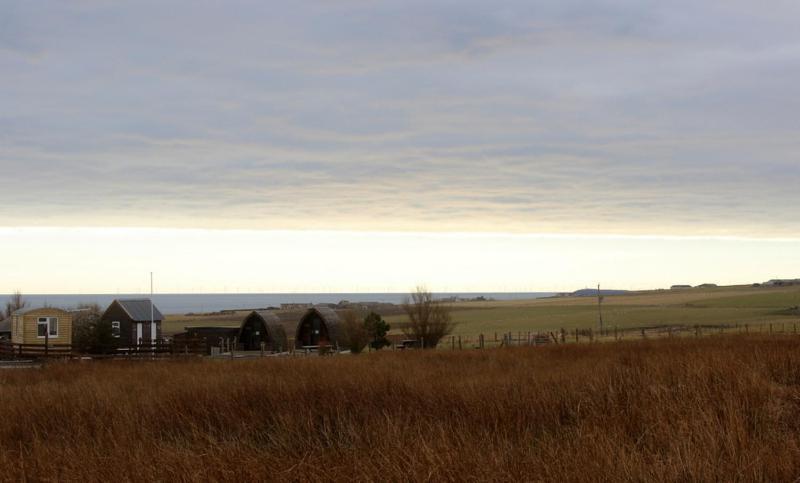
572;288;629;297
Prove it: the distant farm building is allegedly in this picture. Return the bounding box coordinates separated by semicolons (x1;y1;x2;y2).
11;307;73;345
281;303;312;310
238;310;288;351
764;279;800;287
100;299;164;346
295;307;340;349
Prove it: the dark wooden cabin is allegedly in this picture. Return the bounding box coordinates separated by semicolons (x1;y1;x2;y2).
238;311;288;352
100;299;164;347
176;326;239;353
295;307;340;349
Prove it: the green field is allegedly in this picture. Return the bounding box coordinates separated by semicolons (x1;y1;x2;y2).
163;285;800;338
384;285;800;337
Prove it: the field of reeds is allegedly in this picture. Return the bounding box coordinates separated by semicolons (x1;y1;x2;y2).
3;335;800;481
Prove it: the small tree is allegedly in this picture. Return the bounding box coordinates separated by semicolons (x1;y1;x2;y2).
364;311;391;350
402;286;455;349
340;309;369;354
73;303;117;354
4;290;27;320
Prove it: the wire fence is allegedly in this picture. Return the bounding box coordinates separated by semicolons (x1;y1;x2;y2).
430;321;800;350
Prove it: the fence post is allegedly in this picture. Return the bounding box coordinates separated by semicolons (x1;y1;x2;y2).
458;335;462;350
575;328;579;343
560;328;566;344
641;328;645;339
260;341;265;357
45;330;49;357
451;336;455;350
695;325;700;337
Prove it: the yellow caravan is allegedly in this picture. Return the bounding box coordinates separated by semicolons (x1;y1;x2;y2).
11;307;73;345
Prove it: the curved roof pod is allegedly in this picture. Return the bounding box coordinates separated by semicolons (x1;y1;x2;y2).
238;311;289;352
294;307;340;349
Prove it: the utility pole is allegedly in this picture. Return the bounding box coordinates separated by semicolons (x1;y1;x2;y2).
598;284;604;333
150;272;155;344
150;272;154;324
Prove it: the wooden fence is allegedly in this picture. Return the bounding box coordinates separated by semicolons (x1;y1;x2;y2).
0;342;73;359
0;338;207;360
417;322;800;351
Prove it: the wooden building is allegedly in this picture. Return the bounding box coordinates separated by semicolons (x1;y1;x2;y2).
295;307;340;349
10;307;73;345
239;310;288;352
100;299;164;347
176;326;239;354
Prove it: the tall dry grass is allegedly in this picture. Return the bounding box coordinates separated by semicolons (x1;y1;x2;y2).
2;336;800;481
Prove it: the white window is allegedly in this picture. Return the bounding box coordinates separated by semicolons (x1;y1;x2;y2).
37;317;58;338
111;321;120;338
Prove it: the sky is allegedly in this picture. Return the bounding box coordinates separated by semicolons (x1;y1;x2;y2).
1;1;799;293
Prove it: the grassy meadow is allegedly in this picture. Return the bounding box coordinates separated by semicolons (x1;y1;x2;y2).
161;285;800;342
383;285;800;337
4;335;800;481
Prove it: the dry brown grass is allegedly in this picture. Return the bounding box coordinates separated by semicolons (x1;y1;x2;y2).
3;336;800;481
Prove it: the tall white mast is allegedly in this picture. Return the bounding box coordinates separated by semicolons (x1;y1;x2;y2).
150;272;155;338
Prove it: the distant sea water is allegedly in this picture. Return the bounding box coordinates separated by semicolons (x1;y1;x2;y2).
12;293;556;315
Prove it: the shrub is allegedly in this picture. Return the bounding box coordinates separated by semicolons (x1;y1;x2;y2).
401;286;455;349
364;311;391;350
340;309;369;354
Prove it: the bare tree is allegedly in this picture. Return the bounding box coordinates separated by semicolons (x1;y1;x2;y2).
402;287;455;349
72;303;116;354
340;309;369;354
4;290;27;320
72;303;102;329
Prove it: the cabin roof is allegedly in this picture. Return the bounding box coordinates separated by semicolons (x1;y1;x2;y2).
249;310;281;324
114;299;165;322
11;307;70;317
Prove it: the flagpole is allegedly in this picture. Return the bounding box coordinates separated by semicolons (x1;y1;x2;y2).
150;272;155;338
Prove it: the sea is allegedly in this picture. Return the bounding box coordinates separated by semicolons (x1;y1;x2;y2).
11;292;556;315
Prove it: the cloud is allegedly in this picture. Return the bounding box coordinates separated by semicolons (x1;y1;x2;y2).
1;0;799;236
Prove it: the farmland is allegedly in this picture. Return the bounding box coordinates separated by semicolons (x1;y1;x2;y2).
163;284;800;340
3;335;800;481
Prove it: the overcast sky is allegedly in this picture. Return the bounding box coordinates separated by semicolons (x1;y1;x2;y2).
2;1;799;292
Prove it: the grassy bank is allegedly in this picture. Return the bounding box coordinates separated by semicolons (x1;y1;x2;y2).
162;285;800;339
383;285;800;337
3;335;800;481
